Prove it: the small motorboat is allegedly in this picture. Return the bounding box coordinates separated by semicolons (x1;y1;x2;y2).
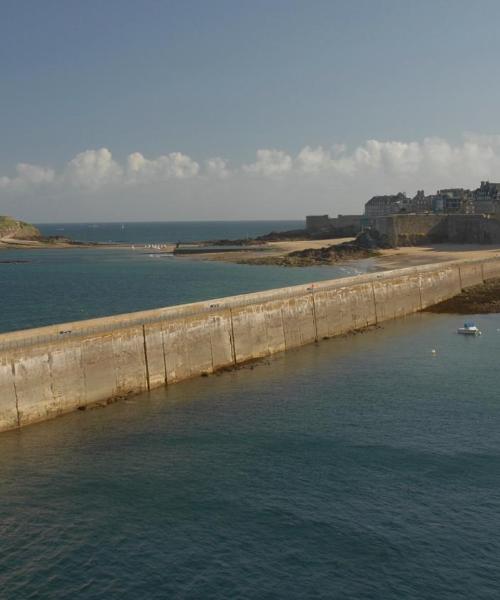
457;322;481;335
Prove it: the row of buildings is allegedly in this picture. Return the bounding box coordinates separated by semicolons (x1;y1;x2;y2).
364;181;500;217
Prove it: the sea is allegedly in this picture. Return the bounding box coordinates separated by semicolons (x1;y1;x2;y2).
36;220;306;245
0;221;373;334
0;222;499;599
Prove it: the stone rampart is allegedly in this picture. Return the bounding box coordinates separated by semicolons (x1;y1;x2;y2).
1;256;500;432
371;213;500;246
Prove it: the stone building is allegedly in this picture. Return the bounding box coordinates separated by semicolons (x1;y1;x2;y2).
305;215;331;234
364;192;408;217
408;190;433;213
435;188;473;214
473;181;500;214
305;214;363;236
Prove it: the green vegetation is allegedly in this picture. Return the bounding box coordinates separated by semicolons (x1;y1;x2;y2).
0;216;41;240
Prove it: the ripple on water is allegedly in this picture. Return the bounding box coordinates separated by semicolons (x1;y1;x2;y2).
1;313;500;598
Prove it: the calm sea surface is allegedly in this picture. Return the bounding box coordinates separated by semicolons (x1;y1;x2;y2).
0;221;371;334
1;313;499;599
1;222;499;598
36;220;305;244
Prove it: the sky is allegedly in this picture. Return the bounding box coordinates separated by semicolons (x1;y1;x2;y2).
2;0;500;222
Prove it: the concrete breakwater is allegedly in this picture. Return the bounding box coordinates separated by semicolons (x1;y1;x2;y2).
1;257;500;433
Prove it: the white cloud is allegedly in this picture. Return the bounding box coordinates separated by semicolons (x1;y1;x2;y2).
65;148;122;189
16;163;55;184
243;149;293;176
296;146;333;173
127;151;199;183
0;163;55;190
205;157;230;179
4;135;500;220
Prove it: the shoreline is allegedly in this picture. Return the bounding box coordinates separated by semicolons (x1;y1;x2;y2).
4;235;500;275
1;256;498;432
0;239;176;252
178;239;500;271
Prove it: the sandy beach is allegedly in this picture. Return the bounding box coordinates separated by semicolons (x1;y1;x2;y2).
179;237;500;270
4;233;500;272
375;243;500;269
177;238;353;262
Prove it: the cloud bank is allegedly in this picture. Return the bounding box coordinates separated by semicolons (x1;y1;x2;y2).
2;135;500;220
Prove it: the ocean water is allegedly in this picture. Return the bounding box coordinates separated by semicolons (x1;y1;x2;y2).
1;220;369;333
1;312;499;599
2;221;499;598
36;221;305;244
0;247;372;334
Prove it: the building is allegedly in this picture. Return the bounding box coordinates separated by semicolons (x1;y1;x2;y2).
305;215;331;234
305;214;363;236
435;188;473;214
473;181;500;214
364;192;408;217
408;190;433;213
307;181;500;236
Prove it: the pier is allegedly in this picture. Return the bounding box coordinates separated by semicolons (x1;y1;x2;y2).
1;257;498;432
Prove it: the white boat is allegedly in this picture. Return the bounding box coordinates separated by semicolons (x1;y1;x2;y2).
457;322;481;335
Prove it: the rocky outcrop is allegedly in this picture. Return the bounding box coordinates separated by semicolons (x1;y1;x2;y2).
0;216;41;241
241;230;391;267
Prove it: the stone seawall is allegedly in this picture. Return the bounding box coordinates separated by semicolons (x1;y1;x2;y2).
1;257;500;432
372;214;500;246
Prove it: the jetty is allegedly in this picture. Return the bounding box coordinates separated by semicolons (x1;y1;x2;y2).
0;256;499;432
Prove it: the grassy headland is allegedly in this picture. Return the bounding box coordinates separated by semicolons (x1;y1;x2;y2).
0;216;41;241
0;215;94;249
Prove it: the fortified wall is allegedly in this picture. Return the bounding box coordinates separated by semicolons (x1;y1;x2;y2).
371;214;500;246
305;214;363;237
1;257;500;433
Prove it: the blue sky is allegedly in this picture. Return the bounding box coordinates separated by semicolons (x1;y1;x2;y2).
2;0;500;221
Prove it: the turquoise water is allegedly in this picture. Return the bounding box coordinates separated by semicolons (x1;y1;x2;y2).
2;222;499;598
1;312;499;599
0;220;368;333
0;247;371;333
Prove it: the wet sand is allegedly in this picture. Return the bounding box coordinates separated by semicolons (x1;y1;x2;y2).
179;238;355;263
375;244;500;270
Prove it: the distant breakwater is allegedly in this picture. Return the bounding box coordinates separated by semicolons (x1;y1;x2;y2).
1;257;499;432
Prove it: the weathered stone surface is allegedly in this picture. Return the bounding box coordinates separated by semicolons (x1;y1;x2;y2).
373;273;422;321
81;334;117;405
482;258;500;280
143;322;167;389
232;303;273;362
112;327;148;395
0;358;18;430
419;266;462;309
49;343;85;414
314;282;376;338
458;263;484;289
13;348;55;426
281;295;316;349
207;311;234;371
2;256;500;432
